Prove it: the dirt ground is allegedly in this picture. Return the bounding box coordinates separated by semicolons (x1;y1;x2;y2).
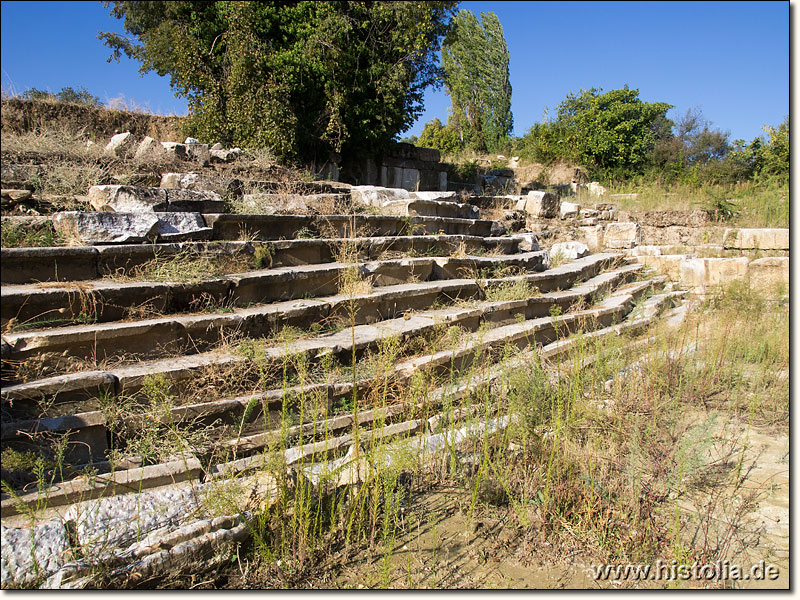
298;412;789;590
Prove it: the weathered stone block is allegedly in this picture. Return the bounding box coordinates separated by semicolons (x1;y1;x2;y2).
578;225;603;252
631;245;662;256
560;201;581;219
635;254;685;281
1;189;33;204
439;171;448;192
161;142;187;160
88;184;224;213
379;166;397;188
588;182;607;197
401;168;421;192
512;233;539;252
350;185;410;208
155;212;212;239
416;147;441;163
388;166;403;188
88;185;168;212
185;142;210;165
410;191;457;202
517;190;559;218
723;228;789;250
550;241;590;261
104;132;138;158
53;211;160;244
52;211;210;244
210;149;237;163
680;257;750;288
134;136;166;161
160;172;241;197
603;222;641;249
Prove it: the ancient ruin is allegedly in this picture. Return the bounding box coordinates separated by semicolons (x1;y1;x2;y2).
1;124;788;588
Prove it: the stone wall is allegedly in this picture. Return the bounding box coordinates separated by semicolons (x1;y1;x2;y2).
344;143;447;191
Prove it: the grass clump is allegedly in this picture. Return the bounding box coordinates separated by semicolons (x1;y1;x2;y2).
1;220;64;248
103;248;258;283
483;278;538;302
605;180;788;228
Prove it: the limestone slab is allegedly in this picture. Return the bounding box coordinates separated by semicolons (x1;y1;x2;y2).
410;191;457;202
517;190;559;218
350;185;410;207
551;241;590;261
680;257;750;288
603;222;641;249
104;132;137;158
88;185;168;212
723;228;789;250
134;136;166;161
53;211;160;244
160;172;242;197
161;142;187;159
560;201;581;219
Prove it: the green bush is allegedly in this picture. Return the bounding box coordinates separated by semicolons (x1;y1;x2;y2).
417;118;463;155
21;86;101;108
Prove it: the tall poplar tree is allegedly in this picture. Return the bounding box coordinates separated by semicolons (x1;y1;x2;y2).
441;10;512;153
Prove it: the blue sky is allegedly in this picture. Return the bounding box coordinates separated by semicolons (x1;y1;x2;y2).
1;1;789;143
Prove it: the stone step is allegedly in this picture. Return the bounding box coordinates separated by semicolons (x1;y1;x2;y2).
87;185;227;213
6;260;642;453
0;273;688;587
2;260;641;457
53;211;214;245
160;172;350;196
0;251;549;328
2;404;515;587
2;253;618;368
4;211;504;249
0;268;661;517
379;198;479;219
236;192;351;214
202;213;501;240
1;258;635;420
0;234;519;284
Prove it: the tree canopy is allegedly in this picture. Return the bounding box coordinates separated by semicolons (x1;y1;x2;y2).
441;9;512;153
518;86;673;178
100;1;457;162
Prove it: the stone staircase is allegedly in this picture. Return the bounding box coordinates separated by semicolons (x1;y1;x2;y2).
0;174;697;587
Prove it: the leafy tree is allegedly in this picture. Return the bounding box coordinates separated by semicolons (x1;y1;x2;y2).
651;109;730;181
417;117;463;155
757;116;789;180
516;87;672;178
555;87;673;178
515;117;569;164
100;1;457;162
699;138;761;184
441;9;512;153
56;86;102;107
